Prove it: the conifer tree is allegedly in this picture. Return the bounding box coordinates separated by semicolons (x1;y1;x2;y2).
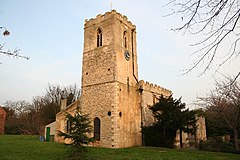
144;95;196;148
58;111;94;160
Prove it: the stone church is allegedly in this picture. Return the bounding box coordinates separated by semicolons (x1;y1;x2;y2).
47;10;206;148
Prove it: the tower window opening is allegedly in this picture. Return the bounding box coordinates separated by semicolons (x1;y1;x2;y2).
97;28;102;47
94;117;100;141
127;77;130;92
123;31;127;48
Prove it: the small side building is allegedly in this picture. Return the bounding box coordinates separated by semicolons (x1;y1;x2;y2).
45;121;56;142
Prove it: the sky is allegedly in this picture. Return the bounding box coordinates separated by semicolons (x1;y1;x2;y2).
0;0;239;108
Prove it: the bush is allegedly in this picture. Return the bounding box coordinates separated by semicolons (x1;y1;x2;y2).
229;139;240;146
142;126;174;148
199;139;236;153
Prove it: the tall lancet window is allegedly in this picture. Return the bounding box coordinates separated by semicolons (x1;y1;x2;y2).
123;31;127;48
94;117;101;141
97;28;102;47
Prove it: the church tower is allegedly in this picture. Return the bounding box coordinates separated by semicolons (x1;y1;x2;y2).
81;10;141;148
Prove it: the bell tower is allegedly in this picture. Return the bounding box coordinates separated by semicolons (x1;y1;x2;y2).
81;10;141;148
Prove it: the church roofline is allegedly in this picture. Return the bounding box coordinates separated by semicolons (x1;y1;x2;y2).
56;99;80;116
84;10;136;29
139;80;172;95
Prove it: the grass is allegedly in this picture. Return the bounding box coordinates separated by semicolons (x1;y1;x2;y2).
0;135;67;160
0;135;240;160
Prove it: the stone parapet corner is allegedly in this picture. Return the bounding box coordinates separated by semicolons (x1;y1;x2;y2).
84;10;135;29
138;80;172;95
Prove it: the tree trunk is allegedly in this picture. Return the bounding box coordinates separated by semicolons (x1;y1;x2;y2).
233;129;239;151
180;129;183;148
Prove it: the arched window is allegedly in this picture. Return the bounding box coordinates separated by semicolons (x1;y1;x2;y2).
123;31;127;48
94;117;100;141
97;28;102;47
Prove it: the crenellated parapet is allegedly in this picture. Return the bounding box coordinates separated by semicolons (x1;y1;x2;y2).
84;10;136;29
138;80;172;127
139;80;172;96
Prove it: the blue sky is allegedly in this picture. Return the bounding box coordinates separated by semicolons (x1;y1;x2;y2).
0;0;239;107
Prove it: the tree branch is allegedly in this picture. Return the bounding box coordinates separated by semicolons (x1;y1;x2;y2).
166;0;240;77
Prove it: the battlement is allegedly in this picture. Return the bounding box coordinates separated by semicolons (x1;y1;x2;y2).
84;10;136;29
139;80;172;95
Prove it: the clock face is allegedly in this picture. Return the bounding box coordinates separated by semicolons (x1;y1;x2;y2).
124;51;130;61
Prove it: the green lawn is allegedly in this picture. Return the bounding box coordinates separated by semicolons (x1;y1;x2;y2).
0;135;67;160
0;135;240;160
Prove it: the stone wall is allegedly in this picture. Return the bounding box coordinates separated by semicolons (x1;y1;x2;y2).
55;100;79;143
195;116;207;142
175;130;190;148
139;80;172;126
185;116;207;147
116;83;141;148
0;107;6;134
81;82;116;148
82;10;138;87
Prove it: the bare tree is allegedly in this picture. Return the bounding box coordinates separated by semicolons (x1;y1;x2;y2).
3;84;81;135
32;83;80;125
0;26;29;61
4;100;31;117
4;100;37;134
200;79;240;151
44;83;80;107
166;0;240;78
